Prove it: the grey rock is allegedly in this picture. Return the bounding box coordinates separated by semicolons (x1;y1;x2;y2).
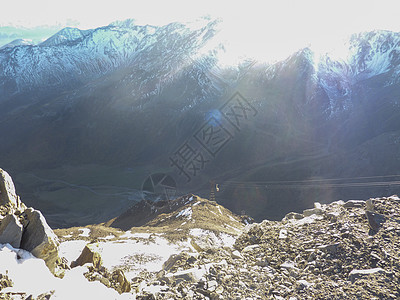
242;244;260;252
232;250;243;259
280;261;299;271
256;259;268;267
297;279;312;289
303;208;323;217
284;212;304;220
366;199;374;212
343;200;366;208
349;267;386;283
163;253;185;271
190;234;217;252
207;280;218;292
71;243;103;269
318;243;340;254
365;211;386;232
0;169;20;208
166;267;203;283
325;211;341;222
0;214;23;248
20;208;60;273
279;229;288;239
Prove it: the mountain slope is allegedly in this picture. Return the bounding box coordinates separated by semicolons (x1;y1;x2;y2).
1;22;400;226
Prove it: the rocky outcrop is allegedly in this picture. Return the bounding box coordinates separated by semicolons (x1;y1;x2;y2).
0;214;23;248
0;169;25;213
0;169;19;208
0;168;61;275
20;208;60;273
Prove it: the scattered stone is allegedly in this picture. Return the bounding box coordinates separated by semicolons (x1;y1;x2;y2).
297;279;312;289
165;267;204;283
325;211;340;221
303;207;323;217
241;244;260;253
318;243;340;254
284;212;304;220
278;229;288;239
0;214;23;248
207;280;218;292
162;252;196;272
343;200;366;208
84;266;131;294
36;291;55;300
349;268;386;283
190;235;215;252
231;250;243;259
0;274;13;291
280;261;298;271
255;258;268;267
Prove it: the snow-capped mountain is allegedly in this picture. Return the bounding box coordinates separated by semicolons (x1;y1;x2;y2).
39;27;92;47
349;30;400;82
0;38;34;50
0;19;221;99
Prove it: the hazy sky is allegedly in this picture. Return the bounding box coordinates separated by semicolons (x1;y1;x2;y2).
2;0;399;30
1;0;400;61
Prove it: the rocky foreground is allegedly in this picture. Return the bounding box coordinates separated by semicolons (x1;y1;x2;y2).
1;168;400;299
120;197;400;299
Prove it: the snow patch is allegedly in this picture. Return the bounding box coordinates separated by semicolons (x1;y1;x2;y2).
217;206;223;215
286;214;324;226
189;229;237;248
58;240;87;264
0;244;129;299
120;232;152;239
96;237;192;280
176;207;192;219
78;228;90;237
101;234;115;240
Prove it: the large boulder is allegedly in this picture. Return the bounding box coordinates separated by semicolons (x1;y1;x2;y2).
0;214;23;248
20;208;60;273
0;168;19;208
71;243;103;269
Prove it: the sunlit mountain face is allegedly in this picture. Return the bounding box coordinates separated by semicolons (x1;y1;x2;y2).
1;18;400;227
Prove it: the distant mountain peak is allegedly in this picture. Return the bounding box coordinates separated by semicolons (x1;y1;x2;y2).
109;19;137;28
40;27;92;47
0;38;33;50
